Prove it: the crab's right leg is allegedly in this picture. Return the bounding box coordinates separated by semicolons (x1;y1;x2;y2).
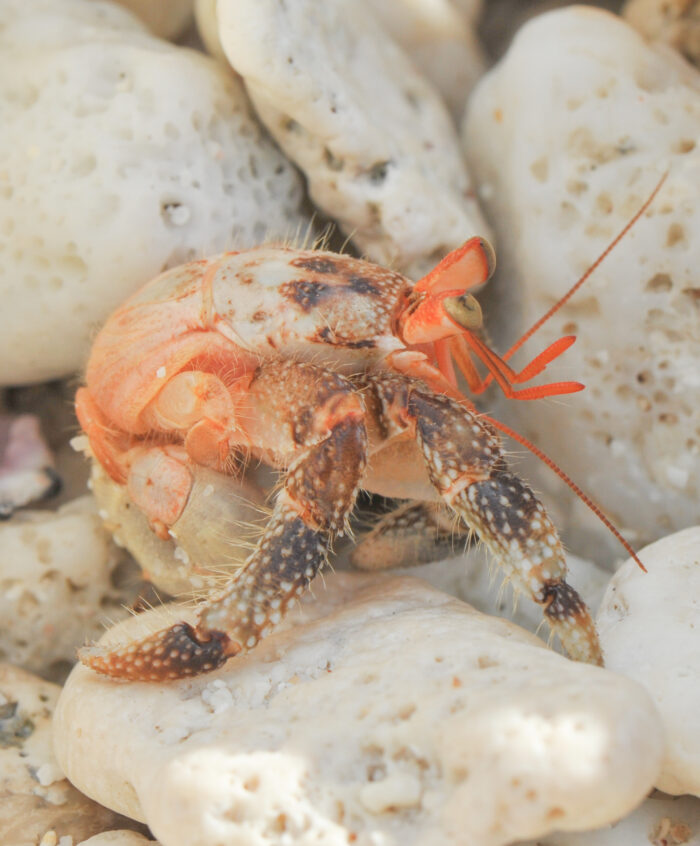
350;502;469;571
80;360;367;681
363;370;602;665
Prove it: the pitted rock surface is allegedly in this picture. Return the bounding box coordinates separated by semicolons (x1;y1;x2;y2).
55;573;662;846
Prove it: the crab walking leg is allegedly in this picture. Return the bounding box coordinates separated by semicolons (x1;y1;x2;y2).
365;372;602;665
81;361;367;681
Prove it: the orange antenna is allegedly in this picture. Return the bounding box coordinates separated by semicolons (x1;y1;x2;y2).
483;412;646;572
500;170;669;365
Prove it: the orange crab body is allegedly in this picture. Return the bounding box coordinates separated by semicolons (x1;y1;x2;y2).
77;240;603;681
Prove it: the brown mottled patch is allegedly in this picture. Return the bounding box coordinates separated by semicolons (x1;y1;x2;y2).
316;326;376;349
346;274;381;296
282;279;332;312
291;256;339;274
251;310;268;322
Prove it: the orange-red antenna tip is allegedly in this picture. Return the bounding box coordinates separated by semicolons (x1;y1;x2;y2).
484;414;647;572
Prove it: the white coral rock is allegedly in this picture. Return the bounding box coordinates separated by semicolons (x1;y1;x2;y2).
54;573;662;846
462;7;700;549
518;793;700;845
597;526;700;797
78;833;158;846
0;0;307;384
0;496;142;680
216;0;488;277
0;663;140;845
624;0;700;68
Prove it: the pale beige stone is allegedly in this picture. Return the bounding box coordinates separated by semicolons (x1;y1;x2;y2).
54;573;662;846
0;0;307;384
462;7;700;552
216;0;488;278
0;496;143;680
78;832;158;846
368;0;485;121
518;793;700;845
624;0;700;67
0;663;141;846
597;527;700;797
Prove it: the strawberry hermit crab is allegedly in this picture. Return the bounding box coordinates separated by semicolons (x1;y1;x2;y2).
76;184;663;682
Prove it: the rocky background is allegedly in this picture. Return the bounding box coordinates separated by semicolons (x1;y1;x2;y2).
0;0;698;844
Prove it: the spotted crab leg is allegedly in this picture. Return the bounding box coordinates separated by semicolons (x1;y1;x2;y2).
81;361;367;681
363;370;602;665
350;501;468;571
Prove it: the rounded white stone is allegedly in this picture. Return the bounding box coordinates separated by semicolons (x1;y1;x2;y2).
0;663;140;844
517;792;700;845
597;526;700;797
461;7;700;552
216;0;488;278
54;573;663;846
0;495;143;680
78;832;157;846
0;0;307;384
624;0;700;68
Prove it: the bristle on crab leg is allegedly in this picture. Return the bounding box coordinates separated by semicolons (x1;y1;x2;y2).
366;371;602;665
81;360;368;681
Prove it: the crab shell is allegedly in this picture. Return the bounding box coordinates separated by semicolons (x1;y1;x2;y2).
85;245;444;501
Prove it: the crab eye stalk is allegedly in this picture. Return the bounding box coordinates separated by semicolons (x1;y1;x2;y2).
443;293;483;331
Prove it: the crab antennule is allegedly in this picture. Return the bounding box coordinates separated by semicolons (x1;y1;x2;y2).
452;330;585;400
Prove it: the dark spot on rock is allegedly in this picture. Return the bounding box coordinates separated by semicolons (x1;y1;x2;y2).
282;279;332;312
252;310;268;322
292;256;339;274
367;161;392;184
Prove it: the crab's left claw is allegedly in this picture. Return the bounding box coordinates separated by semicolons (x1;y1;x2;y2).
79;623;240;682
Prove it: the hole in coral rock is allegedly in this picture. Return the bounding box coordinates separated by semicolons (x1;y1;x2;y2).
243;775;260;792
646;273;673;293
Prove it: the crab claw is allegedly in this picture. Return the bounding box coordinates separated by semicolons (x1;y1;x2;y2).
398;290;484;345
79;622;240;682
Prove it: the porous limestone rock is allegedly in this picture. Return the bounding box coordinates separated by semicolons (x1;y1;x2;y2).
199;0;485;121
624;0;700;67
54;573;663;846
0;663;142;846
0;495;144;681
216;0;488;278
597;526;700;797
462;7;700;551
78;832;158;846
0;0;307;384
518;793;700;845
364;0;486;122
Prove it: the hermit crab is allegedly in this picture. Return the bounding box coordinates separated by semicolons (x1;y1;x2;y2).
75;181;664;682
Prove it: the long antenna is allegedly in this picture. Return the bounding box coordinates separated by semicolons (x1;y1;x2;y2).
499;170;669;366
483;413;647;572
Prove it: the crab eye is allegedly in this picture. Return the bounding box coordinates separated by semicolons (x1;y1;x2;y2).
442;293;483;330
